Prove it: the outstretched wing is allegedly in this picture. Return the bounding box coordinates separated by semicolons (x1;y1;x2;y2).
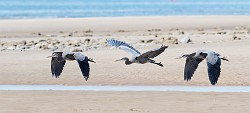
139;45;168;58
207;56;221;85
51;57;66;78
106;39;141;56
74;53;90;81
184;53;205;81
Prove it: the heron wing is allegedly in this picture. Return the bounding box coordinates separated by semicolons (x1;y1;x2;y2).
106;39;141;56
139;45;168;58
184;53;205;81
51;57;66;78
207;57;221;85
74;53;90;81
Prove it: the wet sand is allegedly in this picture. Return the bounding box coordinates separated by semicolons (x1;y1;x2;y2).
1;91;250;113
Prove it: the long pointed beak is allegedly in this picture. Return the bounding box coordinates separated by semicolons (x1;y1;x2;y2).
176;54;188;59
175;56;184;59
114;59;122;62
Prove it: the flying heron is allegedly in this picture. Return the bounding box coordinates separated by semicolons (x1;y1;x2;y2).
106;39;168;67
48;51;96;81
177;50;229;85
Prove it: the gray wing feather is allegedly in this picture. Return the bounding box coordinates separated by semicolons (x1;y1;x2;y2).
51;57;66;78
184;53;205;81
106;39;141;56
139;45;168;58
207;57;221;85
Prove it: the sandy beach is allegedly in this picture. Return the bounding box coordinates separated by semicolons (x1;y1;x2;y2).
1;16;250;113
1;91;250;113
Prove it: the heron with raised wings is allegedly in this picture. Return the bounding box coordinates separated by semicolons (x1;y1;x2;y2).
106;39;168;67
48;51;96;81
177;50;229;85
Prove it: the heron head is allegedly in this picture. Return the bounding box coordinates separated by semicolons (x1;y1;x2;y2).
194;50;207;59
47;52;62;58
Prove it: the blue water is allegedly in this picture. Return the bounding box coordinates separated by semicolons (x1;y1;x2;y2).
1;85;250;92
1;0;250;19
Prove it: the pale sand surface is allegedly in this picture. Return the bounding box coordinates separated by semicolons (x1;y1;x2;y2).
0;16;250;85
1;16;250;113
1;16;250;37
0;40;250;86
1;91;250;113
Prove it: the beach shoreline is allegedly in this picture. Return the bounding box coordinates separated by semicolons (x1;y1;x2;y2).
1;16;250;35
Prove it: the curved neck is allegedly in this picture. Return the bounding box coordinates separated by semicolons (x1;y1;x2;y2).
123;58;132;65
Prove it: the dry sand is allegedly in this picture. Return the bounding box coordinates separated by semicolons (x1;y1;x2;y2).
1;16;250;113
0;16;250;85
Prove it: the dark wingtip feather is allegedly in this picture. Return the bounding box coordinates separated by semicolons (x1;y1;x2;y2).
77;58;90;81
184;76;192;82
84;76;89;81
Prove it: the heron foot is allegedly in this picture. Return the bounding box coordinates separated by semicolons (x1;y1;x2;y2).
88;58;96;63
152;62;163;67
221;57;229;62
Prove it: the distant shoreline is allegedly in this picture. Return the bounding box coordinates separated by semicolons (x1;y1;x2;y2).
1;15;250;35
1;15;250;20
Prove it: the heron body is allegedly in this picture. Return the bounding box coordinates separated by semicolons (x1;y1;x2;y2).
49;51;95;81
178;50;229;85
107;39;168;67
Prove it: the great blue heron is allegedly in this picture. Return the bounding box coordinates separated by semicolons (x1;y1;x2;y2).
48;51;96;81
106;39;168;67
177;50;229;85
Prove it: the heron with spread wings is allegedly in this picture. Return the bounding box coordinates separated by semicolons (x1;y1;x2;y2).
106;39;168;67
177;50;229;85
48;51;96;81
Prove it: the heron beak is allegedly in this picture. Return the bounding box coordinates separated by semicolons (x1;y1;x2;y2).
175;56;184;59
114;59;122;62
175;54;188;59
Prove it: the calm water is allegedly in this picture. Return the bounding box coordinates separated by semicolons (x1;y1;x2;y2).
1;85;250;92
1;0;250;19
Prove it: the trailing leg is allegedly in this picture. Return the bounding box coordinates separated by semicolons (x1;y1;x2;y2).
149;59;163;67
220;57;229;62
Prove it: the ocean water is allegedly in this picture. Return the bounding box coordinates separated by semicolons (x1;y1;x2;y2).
1;0;250;19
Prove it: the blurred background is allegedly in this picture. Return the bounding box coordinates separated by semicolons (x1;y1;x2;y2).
1;0;250;19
